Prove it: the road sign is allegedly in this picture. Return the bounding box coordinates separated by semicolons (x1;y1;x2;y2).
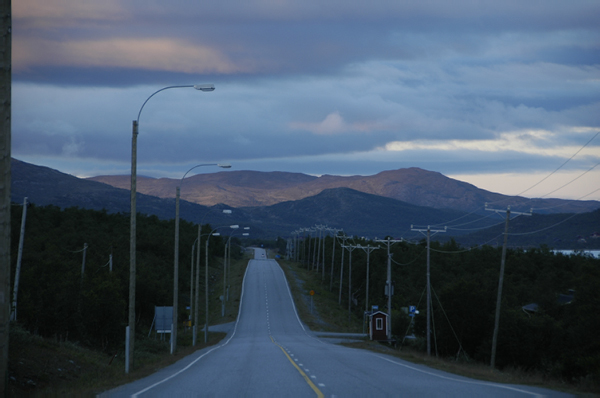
309;290;315;296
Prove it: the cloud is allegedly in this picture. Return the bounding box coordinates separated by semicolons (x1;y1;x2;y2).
383;129;600;160
10;0;600;201
14;0;127;27
14;38;242;74
290;112;365;135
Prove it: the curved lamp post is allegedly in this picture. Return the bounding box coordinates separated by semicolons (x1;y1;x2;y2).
127;84;214;373
205;224;239;342
222;227;250;317
192;209;232;346
172;163;230;354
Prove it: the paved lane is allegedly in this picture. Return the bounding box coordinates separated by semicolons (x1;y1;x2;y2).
101;248;573;397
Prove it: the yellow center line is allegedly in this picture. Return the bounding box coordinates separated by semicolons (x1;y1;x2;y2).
270;336;324;398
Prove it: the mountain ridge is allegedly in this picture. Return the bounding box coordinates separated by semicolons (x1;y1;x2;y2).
89;166;600;214
11;159;600;246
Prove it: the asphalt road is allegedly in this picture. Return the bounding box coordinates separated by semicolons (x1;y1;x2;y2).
100;248;573;397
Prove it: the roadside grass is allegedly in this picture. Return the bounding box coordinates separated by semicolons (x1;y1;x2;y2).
8;253;597;396
279;258;364;333
7;253;250;397
279;258;598;397
8;325;227;397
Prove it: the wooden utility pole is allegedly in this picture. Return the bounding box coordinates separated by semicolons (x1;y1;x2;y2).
487;204;531;368
411;225;446;356
0;1;10;393
341;244;359;325
375;238;403;340
329;228;342;291
358;244;380;313
337;235;349;305
11;197;26;321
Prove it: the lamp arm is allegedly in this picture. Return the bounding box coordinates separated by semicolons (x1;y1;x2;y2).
137;85;194;123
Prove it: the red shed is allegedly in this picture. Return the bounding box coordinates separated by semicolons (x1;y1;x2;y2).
369;311;389;341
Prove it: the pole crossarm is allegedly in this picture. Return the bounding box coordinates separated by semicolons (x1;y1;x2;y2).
410;225;447;235
485;203;533;218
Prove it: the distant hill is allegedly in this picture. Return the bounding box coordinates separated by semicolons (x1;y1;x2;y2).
240;187;494;239
89;168;600;215
10;159;237;230
11;159;600;247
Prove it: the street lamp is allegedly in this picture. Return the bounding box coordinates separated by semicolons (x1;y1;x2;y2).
172;163;231;354
222;228;250;317
127;84;214;373
205;224;239;342
192;208;232;346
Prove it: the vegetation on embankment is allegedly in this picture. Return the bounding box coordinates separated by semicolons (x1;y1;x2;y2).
278;243;600;396
6;203;599;395
7;204;250;396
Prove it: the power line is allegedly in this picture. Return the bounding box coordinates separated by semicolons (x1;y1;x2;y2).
484;131;600;210
507;212;580;236
533;161;600;200
513;131;599;198
532;186;600;212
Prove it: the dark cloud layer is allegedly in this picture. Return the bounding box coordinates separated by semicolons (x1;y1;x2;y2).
12;0;600;199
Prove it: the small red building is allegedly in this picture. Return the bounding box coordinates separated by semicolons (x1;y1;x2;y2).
369;311;389;341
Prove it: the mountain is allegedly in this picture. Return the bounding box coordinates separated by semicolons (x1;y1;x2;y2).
11;159;600;246
240;187;494;239
89;168;600;215
10;159;237;229
10;159;493;238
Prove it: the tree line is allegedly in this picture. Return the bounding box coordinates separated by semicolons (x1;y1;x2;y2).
9;204;242;353
292;232;600;383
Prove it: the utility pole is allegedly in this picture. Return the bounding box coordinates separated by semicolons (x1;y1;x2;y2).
358;244;380;313
312;226;319;271
193;224;201;346
375;237;403;340
329;228;342;291
342;244;359;325
486;204;531;368
11;197;27;321
337;235;349;305
81;243;88;281
321;227;327;281
315;225;324;273
306;228;314;270
411;225;446;356
1;2;11;392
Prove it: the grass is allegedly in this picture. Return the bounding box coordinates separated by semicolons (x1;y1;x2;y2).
8;324;227;397
7;253;250;397
8;253;599;396
279;258;599;397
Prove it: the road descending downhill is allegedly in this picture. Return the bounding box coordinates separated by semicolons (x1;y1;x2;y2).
100;248;573;397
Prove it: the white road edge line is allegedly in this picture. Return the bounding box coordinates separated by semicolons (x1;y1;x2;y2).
375;355;547;398
131;258;253;397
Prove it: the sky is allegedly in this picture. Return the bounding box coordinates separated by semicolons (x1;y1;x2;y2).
11;0;600;201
